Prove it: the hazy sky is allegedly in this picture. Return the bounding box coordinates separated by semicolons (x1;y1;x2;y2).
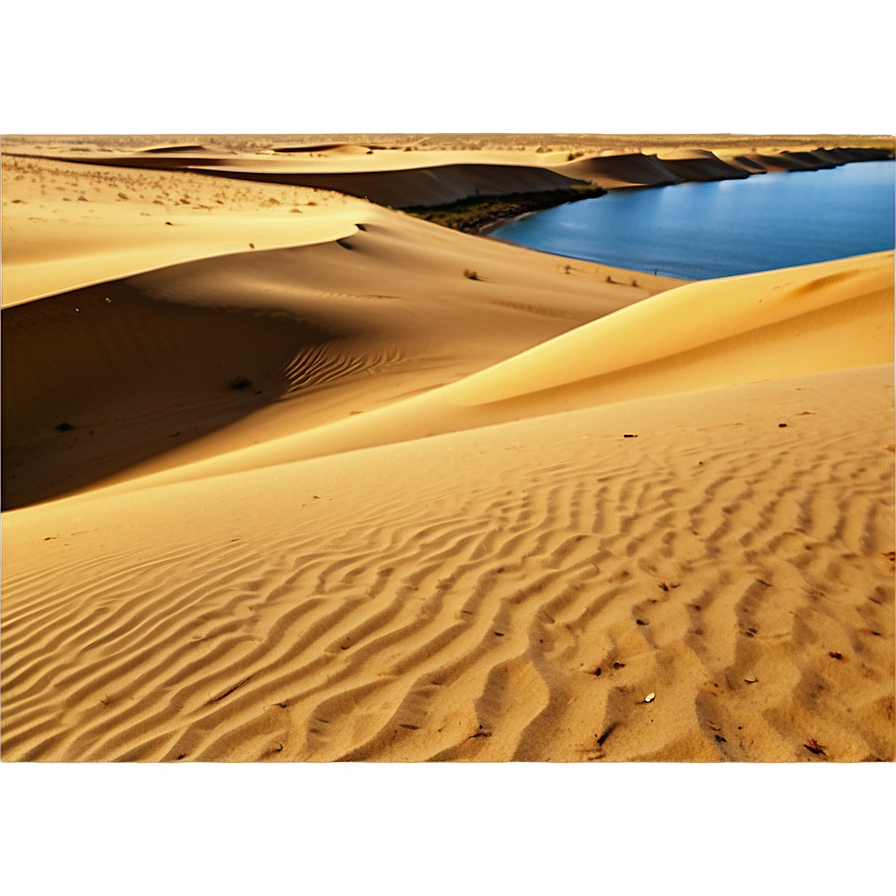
1;3;891;135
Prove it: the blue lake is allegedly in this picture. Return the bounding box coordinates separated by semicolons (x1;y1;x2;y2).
490;160;895;280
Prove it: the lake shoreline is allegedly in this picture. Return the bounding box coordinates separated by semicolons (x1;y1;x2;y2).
488;160;896;280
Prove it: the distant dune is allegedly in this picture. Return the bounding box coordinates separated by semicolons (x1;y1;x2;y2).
9;139;891;206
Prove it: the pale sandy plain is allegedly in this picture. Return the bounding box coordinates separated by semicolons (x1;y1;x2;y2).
1;135;893;762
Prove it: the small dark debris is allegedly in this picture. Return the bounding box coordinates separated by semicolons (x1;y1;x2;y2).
399;724;419;730
356;223;367;231
623;434;638;438
636;619;649;626
596;723;617;746
613;662;626;669
176;754;187;761
165;221;172;225
829;651;843;660
757;579;772;587
714;734;727;743
277;702;289;709
55;422;74;432
779;423;788;428
804;738;826;756
207;675;253;704
494;631;505;637
249;242;255;248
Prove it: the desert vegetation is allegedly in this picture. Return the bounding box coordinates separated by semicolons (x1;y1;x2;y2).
402;184;606;234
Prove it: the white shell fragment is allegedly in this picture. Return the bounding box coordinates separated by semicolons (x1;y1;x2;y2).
644;692;656;703
744;677;758;684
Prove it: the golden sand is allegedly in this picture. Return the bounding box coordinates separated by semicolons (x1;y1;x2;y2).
2;138;893;762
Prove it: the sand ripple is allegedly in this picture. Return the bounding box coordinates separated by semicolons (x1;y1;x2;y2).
3;368;892;762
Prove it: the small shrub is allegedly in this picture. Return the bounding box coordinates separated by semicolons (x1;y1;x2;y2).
463;268;479;280
230;376;252;390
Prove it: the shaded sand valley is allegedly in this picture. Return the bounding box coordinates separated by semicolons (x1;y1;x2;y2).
2;137;893;762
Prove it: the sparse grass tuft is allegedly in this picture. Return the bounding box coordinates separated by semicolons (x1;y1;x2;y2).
463;269;479;280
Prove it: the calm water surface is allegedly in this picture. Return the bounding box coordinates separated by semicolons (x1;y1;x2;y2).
491;161;895;279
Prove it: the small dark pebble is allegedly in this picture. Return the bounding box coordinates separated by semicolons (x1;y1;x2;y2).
779;423;788;428
55;422;73;432
829;651;843;660
613;662;625;669
623;434;638;438
714;734;727;743
594;667;602;677
636;619;648;626
494;631;504;637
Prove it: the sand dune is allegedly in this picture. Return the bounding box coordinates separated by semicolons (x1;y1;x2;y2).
1;154;367;307
10;141;891;209
187;163;585;208
2;169;676;509
75;250;890;495
1;140;893;763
